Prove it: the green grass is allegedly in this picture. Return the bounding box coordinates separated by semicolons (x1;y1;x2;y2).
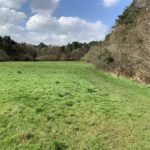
0;62;149;150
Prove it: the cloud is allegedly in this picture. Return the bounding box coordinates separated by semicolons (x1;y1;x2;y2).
0;0;26;41
0;24;24;36
0;8;26;25
0;0;110;45
0;7;26;38
26;14;109;45
103;0;120;7
26;14;58;32
31;0;60;14
0;0;26;9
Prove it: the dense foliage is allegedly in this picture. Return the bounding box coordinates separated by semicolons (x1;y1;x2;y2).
0;36;93;61
84;0;150;84
116;6;136;25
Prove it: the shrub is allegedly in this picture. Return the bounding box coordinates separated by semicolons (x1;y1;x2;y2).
116;5;137;25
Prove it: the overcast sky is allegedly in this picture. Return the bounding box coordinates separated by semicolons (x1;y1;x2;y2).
0;0;132;45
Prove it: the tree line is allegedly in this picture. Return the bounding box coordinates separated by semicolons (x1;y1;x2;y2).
0;36;99;61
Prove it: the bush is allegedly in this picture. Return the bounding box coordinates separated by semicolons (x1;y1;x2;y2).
0;49;9;61
116;5;137;25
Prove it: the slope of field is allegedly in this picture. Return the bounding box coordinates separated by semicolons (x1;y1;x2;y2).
0;62;149;150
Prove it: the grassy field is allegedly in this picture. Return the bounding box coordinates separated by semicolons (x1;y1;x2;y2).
0;62;149;150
